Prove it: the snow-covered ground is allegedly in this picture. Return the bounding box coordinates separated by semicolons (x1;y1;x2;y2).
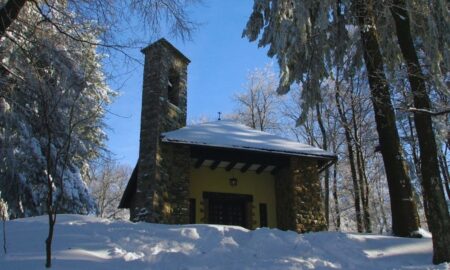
0;215;447;270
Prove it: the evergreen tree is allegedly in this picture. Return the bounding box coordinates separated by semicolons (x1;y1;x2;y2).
0;2;114;267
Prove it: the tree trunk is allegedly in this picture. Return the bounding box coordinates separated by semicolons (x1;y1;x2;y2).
390;0;450;263
42;98;55;268
335;82;363;232
45;212;55;268
354;0;420;237
353;119;372;233
332;163;341;230
371;199;383;233
45;140;55;268
1;202;6;254
350;86;372;233
407;110;422;182
0;0;27;39
438;154;450;200
403;102;426;223
316;103;330;228
374;177;389;233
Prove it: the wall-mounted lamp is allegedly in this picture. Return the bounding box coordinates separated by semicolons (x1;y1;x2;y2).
229;177;238;187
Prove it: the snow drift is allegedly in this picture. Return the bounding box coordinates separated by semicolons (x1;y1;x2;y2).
0;215;447;270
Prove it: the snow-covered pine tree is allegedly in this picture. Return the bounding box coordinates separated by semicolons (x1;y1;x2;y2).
0;3;116;266
242;0;335;123
0;1;113;219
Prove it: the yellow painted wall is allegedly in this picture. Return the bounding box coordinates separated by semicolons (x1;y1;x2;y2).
189;166;277;228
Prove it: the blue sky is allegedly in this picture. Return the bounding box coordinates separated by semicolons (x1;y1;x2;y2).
104;1;273;167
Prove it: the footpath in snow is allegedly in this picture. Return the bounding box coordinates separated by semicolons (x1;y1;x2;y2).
0;215;448;270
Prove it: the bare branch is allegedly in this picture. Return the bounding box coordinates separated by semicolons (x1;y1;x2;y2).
398;107;450;116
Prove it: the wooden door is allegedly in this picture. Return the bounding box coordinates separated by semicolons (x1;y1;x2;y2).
203;192;252;228
209;199;246;227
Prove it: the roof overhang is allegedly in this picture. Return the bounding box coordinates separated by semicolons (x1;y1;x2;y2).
165;142;337;173
161;138;337;161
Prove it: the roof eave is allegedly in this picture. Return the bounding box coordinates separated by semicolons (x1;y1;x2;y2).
161;138;337;161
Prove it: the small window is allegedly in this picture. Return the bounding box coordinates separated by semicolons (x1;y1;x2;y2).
168;72;179;106
189;198;196;224
259;203;268;227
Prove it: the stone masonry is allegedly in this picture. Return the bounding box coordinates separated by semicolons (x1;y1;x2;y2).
132;39;191;223
274;157;327;233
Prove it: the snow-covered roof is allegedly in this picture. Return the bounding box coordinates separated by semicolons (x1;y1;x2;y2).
161;120;336;159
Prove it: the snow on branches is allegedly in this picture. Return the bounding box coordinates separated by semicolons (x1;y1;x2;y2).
0;2;114;218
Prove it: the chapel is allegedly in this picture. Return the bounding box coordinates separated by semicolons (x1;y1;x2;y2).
119;39;336;232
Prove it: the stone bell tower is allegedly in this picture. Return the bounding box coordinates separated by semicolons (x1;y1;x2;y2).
132;38;191;223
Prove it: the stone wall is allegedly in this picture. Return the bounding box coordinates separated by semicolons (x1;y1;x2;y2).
274;166;297;230
159;144;190;224
132;39;190;224
274;157;327;233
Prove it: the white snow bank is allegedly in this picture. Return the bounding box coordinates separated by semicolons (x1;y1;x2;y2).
0;215;447;270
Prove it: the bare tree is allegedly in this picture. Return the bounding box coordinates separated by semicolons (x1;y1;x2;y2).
370;158;390;233
243;0;421;236
0;0;199;44
389;0;450;263
331;163;341;230
316;102;330;227
233;65;280;131
353;0;420;236
335;71;363;233
89;159;132;220
32;50;105;268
